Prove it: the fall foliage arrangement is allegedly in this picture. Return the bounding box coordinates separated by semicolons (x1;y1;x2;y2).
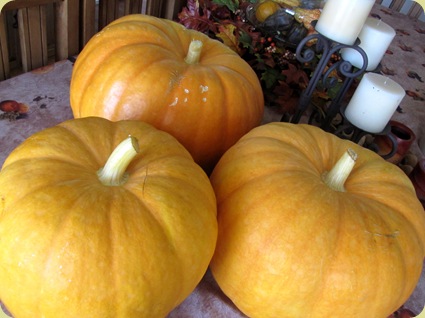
178;0;330;114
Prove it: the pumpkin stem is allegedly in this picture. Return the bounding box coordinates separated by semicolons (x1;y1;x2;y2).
322;148;357;192
185;40;203;65
97;136;140;186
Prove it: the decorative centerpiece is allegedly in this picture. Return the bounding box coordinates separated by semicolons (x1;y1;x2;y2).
178;0;363;129
178;0;404;162
178;0;325;114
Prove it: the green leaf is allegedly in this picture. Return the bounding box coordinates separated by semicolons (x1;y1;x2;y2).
255;53;264;63
238;31;252;49
212;0;239;12
326;81;343;100
261;68;285;90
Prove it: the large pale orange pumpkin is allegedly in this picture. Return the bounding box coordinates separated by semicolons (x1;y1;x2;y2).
0;117;217;318
209;122;425;318
70;14;264;174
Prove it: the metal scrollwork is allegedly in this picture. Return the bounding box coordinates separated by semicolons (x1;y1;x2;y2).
281;31;368;129
280;29;398;158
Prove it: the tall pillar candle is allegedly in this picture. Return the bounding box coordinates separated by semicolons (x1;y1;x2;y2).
340;18;396;71
314;0;375;45
344;73;405;133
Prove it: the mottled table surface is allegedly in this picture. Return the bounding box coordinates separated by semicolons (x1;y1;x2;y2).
1;3;425;317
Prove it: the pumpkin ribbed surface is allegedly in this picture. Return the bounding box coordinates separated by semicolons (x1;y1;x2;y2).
70;14;264;174
0;117;217;318
209;122;425;318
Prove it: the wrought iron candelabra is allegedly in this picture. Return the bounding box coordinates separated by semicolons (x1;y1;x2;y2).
280;26;398;159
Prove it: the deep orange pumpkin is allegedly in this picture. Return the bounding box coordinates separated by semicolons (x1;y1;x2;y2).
0;117;217;318
70;14;264;174
209;122;425;318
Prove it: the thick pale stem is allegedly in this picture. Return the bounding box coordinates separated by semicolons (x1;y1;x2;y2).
322;148;357;192
185;40;203;65
97;136;140;186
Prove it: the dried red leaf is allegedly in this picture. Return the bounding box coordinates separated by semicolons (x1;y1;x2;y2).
18;103;29;114
281;62;309;88
0;100;19;112
273;80;294;99
0;100;29;114
31;64;54;74
259;53;276;69
276;95;299;114
178;0;215;33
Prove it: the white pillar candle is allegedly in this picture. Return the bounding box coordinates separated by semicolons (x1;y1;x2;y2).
315;0;375;45
345;73;405;133
340;18;396;71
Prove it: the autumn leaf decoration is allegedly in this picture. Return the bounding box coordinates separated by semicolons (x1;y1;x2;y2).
178;0;215;33
177;0;314;114
216;24;243;54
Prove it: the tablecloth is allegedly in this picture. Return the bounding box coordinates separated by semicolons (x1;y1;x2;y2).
0;3;425;317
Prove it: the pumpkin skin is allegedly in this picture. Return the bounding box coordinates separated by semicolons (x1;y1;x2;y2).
209;122;425;318
70;14;264;174
0;117;217;318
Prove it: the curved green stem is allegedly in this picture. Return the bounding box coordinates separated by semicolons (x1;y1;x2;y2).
322;148;357;192
185;40;203;65
97;136;140;186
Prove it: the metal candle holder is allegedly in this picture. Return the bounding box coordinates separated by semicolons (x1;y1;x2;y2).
333;106;398;160
280;24;398;159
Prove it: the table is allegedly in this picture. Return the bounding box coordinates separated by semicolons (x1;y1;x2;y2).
1;3;425;317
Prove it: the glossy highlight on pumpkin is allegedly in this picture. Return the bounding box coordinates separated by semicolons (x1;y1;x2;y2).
209;122;425;318
70;14;264;174
0;117;218;318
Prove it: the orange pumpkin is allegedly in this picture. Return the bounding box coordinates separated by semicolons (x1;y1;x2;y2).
70;14;264;174
0;117;217;318
209;122;425;318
